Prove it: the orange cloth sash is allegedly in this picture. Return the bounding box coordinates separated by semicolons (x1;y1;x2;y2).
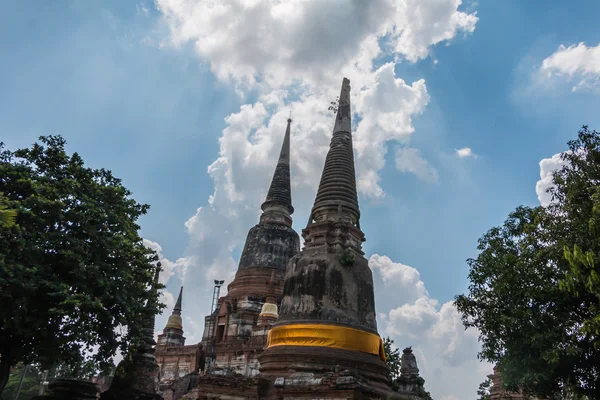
266;323;386;362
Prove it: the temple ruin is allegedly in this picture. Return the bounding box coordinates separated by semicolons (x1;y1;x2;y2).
95;77;431;400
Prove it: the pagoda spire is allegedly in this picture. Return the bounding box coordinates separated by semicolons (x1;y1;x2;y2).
173;286;183;316
310;77;360;227
260;117;294;224
157;286;186;346
165;287;183;330
227;113;300;287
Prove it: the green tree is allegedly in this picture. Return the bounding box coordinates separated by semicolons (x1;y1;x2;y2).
455;126;600;399
0;136;164;395
383;336;401;384
556;128;600;339
328;96;339;114
562;244;600;338
0;192;17;228
0;364;43;400
477;377;492;400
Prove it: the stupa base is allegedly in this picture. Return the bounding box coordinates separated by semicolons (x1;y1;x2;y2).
261;385;417;400
258;345;398;398
162;373;413;400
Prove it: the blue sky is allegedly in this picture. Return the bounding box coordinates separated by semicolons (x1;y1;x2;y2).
3;1;600;399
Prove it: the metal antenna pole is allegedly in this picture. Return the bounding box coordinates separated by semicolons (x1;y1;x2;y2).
207;279;224;367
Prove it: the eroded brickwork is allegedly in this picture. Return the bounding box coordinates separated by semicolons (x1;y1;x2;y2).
207;267;283;376
155;344;199;389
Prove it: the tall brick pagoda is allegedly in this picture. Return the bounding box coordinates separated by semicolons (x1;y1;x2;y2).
258;78;396;399
204;116;301;376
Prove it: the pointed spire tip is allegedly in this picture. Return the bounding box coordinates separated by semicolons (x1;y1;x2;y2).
173;286;183;313
261;113;294;215
310;76;359;223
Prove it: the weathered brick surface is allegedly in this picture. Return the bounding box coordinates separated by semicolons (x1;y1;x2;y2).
155;343;199;389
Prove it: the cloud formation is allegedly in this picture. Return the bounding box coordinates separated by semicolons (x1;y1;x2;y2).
143;238;189;313
395;147;439;182
391;0;478;62
540;42;600;91
535;152;565;207
371;254;492;399
455;147;476;158
156;0;477;89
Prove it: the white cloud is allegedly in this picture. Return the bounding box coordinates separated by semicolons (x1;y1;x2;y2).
143;238;193;284
395;147;439;182
536;152;565;207
183;316;204;344
355;63;430;195
370;254;429;304
370;254;492;400
455;147;476;158
540;42;600;91
160;290;176;313
143;238;189;321
390;0;478;62
156;0;477;89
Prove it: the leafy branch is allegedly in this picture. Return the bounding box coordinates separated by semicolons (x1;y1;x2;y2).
328;96;339;114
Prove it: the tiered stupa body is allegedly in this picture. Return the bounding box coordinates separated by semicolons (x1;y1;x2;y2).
258;78;390;396
204;118;301;377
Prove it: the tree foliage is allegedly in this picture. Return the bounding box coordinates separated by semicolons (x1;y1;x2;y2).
0;192;17;228
383;336;401;382
0;136;164;394
455;126;600;399
0;364;44;400
476;377;492;400
328;96;339;114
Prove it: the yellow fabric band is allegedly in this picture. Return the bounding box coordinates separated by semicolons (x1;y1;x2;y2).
266;323;386;362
